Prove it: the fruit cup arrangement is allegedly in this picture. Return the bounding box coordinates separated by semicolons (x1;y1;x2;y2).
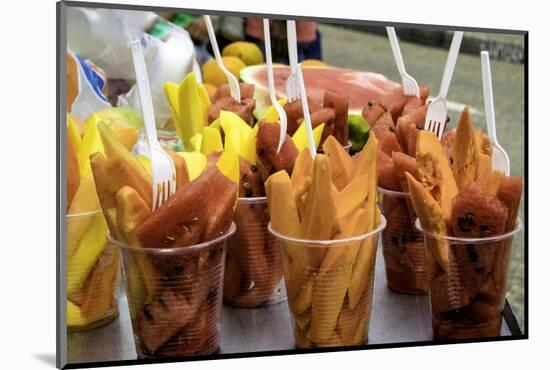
163;71;344;308
89;121;240;357
267;134;386;348
361;85;433;294
66;111;139;331
405;107;523;340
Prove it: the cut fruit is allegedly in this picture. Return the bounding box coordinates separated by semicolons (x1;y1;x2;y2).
241;64;399;140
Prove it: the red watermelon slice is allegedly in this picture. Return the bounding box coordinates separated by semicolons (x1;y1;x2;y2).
240;64;399;120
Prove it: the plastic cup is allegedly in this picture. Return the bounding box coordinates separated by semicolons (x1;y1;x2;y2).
378;187;428;294
111;223;236;358
268;216;386;348
66;210;120;331
224;197;285;308
415;218;523;340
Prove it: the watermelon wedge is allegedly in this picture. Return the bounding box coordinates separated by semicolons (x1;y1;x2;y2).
241;64;399;120
241;64;400;151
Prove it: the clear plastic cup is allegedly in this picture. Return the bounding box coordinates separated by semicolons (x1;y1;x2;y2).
268;216;386;348
66;210;120;331
415;218;523;340
224;197;285;308
378;187;428;294
111;223;236;358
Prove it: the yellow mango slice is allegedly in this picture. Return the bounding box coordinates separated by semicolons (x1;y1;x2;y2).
406;172;449;272
77;113;104;177
163;81;180;119
67;211;109;300
115;186;158;303
291;149;314;195
97;122;151;188
216;150;240;185
67;135;80;211
292;122;324;152
322;135;353;191
220;110;252;151
333;174;369;225
260;99;288;122
177;151;207;180
106;119;138;151
351;133;378;179
67;114;82;153
416;130;458;223
310;263;352;343
224;128;241;154
201;126;223;155
451;107;479;189
177;72;206;147
265;170;302;238
209;117;221;130
67;299;86;327
198;83;212;125
348;135;378;309
67;175;101;258
190;132;203;152
241;123;259;165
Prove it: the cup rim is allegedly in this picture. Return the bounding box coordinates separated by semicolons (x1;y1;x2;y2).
66;209;103;218
377;186;409;198
108;222;237;252
267;214;387;246
237;196;267;204
414;217;523;243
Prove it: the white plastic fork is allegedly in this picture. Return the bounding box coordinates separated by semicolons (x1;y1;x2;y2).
424;31;464;140
295;64;316;159
203;15;241;102
481;51;510;176
263;19;288;153
130;39;176;211
386;27;420;97
285;20;300;102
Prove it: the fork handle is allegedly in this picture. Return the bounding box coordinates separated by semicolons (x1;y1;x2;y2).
287;20;298;75
439;31;463;99
386;27;407;76
481;51;499;145
130;39;158;146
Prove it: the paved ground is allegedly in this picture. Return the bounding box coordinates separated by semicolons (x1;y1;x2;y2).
318;23;526;331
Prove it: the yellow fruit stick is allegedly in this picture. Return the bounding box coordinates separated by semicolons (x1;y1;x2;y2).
347;135;378;309
177;152;207;180
322;135;353;191
198;83;212;125
406;172;450;272
260;99;288;122
416;130;458;223
292;122;324;152
241;123;259;165
216;150;240;185
200;127;223;156
177;72;206;147
451;107;479;189
77;113;104;177
67;212;109;300
190;132;203;152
